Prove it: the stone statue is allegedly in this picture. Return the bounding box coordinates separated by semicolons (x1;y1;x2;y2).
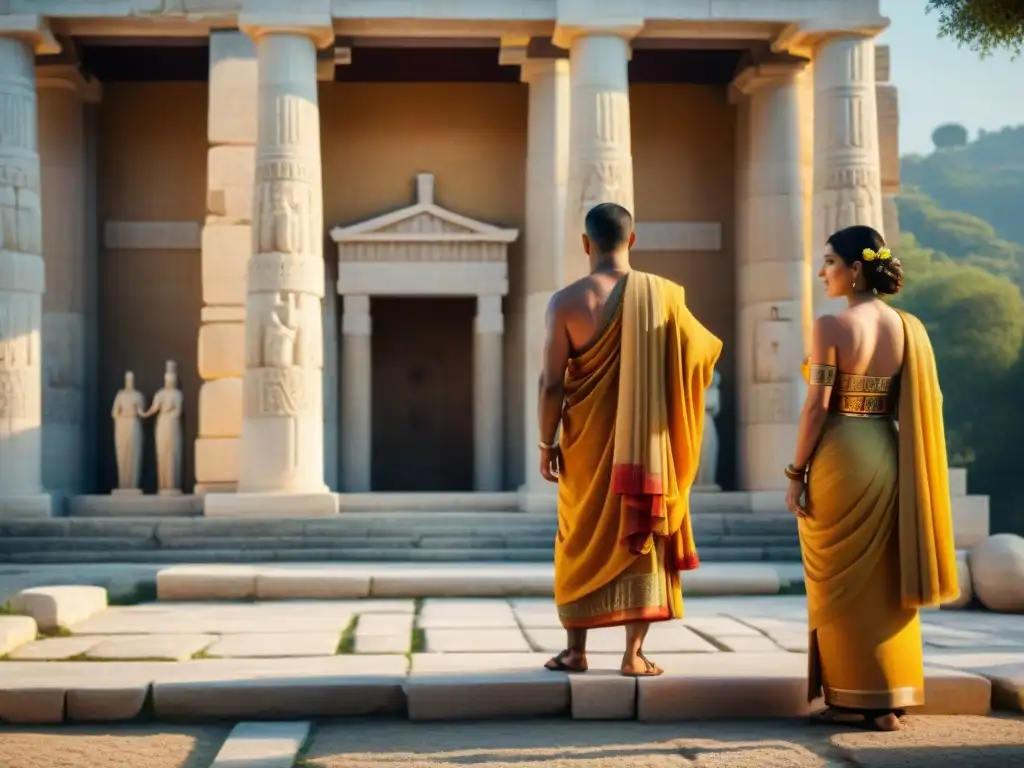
143;360;184;496
695;370;721;490
111;371;146;494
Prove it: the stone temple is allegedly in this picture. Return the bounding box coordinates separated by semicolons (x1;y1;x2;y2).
0;1;989;560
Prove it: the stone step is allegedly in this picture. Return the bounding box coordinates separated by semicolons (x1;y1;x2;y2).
0;545;804;565
0;654;996;724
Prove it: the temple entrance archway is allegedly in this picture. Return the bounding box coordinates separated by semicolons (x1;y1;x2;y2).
330;173;518;494
370;297;474;492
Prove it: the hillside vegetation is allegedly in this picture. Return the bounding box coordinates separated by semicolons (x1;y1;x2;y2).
894;124;1024;534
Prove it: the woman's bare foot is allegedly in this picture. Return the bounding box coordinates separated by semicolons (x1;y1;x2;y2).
871;712;903;731
620;650;663;677
544;648;588;673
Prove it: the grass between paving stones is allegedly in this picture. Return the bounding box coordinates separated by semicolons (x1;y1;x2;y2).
107;580;158;606
336;615;359;654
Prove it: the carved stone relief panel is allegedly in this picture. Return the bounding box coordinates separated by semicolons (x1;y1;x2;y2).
0;291;40;422
753;309;799;384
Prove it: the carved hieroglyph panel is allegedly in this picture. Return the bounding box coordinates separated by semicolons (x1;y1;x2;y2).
876;84;900;193
0;291;41;422
338;242;506;263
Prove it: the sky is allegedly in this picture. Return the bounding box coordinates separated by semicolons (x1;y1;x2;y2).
878;0;1024;155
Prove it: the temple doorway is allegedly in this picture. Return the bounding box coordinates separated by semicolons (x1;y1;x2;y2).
370;297;475;491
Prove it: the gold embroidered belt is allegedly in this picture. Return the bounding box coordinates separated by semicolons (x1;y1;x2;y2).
835;372;893;417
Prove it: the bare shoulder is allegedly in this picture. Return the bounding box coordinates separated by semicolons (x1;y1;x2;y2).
813;313;845;341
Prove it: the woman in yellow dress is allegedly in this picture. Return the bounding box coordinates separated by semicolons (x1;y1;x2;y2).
784;225;960;732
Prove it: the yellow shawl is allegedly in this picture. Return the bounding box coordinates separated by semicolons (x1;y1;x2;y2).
611;272;722;571
896;309;960;608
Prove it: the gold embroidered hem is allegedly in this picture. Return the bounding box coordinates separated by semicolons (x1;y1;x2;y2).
824;685;924;710
558;539;679;629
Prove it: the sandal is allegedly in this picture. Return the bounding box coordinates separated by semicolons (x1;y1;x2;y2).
544;648;588;673
620;650;664;677
810;706;903;731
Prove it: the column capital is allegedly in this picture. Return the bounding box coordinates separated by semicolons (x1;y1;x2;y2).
728;56;808;104
518;56;570;84
771;15;889;55
238;14;334;49
36;64;102;103
0;15;60;55
552;21;643;51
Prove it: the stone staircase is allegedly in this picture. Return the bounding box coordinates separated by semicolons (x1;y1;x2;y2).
0;510;801;564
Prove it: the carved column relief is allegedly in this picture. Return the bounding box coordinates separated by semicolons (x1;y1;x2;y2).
237;28;327;495
733;61;811;491
813;35;885;316
0;35;48;513
562;32;635;283
875;44;901;245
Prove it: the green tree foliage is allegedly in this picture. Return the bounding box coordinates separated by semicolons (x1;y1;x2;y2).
932;123;969;149
902;126;1024;248
927;0;1024;56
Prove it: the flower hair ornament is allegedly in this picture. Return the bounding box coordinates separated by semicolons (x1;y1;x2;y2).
861;247;892;262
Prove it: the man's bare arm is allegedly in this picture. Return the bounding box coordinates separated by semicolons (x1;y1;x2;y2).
537;293;570;446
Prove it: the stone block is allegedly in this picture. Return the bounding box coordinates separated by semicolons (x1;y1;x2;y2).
0;615;37;655
73;602;353;635
914;666;992;715
949;467;968;496
0;494;53;519
69;494;203;517
354;634;410;654
370;568;554;598
199;378;243;438
407;653;569;720
211;721;311;768
637;653;809;720
86;634;217;661
0;686;65;724
152;656;407;718
569;672;636;720
205;632;340;658
682;565;781;596
953;494;990;549
255;568;370;599
197;322;244;380
971;534;1024;613
201;224;250;306
194;437;239;485
195;482;238;495
205;492;339;518
424;627;530;653
207;147;256;222
208;30;257;145
9;636;102;660
0;662;154;724
157;564;258;600
10;585;107;632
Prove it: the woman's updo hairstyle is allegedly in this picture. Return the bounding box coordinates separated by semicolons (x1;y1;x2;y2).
826;224;904;296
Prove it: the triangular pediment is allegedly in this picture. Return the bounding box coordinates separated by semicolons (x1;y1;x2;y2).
330;174;519;243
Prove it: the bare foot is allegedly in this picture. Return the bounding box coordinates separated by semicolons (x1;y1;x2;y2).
872;712;903;731
544;648;588;673
620;651;663;677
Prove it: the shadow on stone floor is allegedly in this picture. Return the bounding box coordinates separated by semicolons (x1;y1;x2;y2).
0;723;228;768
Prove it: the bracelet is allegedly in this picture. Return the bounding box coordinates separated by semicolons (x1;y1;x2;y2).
538;439;558;450
784;464;806;482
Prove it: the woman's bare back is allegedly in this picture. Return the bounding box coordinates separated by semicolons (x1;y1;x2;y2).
828;300;905;378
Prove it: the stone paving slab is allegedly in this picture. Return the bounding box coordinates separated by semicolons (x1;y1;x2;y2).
204;632;342;658
524;623;720;654
424;627;532;652
70;603;355;635
8;636;103;661
85;634;217;662
210;721;311;768
10;586;107;633
927;652;1024;711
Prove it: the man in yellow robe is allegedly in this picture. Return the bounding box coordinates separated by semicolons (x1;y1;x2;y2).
536;203;722;677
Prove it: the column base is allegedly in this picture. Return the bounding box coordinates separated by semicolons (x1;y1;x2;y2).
517;485;557;514
204;491;338;518
0;494;54;519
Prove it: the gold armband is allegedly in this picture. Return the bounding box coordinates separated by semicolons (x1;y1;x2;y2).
808;364;836;386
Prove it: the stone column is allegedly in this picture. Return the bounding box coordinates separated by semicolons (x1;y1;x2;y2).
340;294;371;493
37;65;99;498
474;295;504;492
732;60;812;491
556;26;638;283
812;34;885;317
205;16;337;517
875;45;901;245
518;56;570;511
0;20;54;518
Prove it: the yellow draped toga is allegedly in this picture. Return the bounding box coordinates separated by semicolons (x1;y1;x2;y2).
801;308;959;709
554;272;722;629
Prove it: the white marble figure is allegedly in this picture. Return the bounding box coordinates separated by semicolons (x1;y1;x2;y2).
111;371;146;493
143;360;184;496
695;370;721;490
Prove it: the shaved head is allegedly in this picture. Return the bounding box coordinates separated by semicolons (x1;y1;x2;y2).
584;203;634;254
